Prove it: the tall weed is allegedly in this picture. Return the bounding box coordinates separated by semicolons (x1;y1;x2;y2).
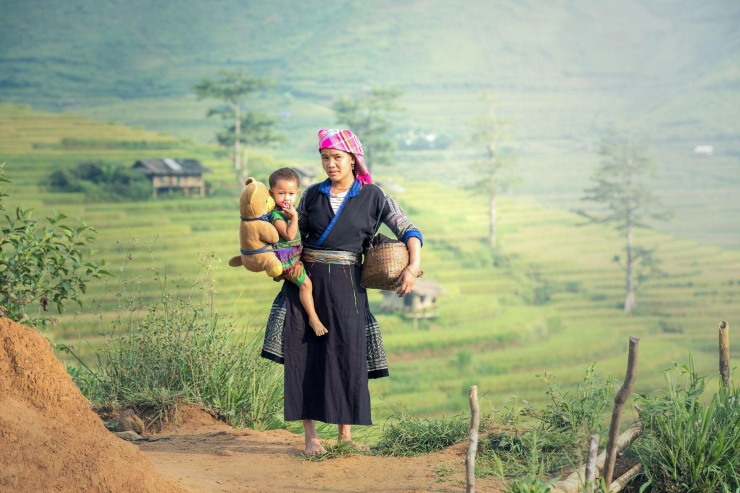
65;251;284;430
634;359;740;492
478;364;617;480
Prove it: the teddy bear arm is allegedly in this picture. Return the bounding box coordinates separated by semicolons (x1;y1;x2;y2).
258;222;281;244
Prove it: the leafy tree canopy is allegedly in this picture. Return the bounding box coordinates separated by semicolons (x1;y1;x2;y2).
333;87;404;171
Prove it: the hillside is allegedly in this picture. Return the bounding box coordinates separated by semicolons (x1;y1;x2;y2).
1;105;738;419
1;0;740;146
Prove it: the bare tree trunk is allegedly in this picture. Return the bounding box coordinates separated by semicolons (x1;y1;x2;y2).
624;223;635;313
232;102;244;187
719;321;730;389
466;385;480;493
488;193;496;249
604;336;640;489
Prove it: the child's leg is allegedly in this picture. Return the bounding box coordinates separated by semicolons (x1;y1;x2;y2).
299;276;328;337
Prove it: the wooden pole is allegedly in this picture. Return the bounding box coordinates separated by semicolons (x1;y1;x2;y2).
549;422;642;493
603;336;640;490
719;321;730;389
466;385;480;493
584;434;600;493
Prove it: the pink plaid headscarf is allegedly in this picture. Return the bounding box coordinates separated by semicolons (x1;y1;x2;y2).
317;128;372;184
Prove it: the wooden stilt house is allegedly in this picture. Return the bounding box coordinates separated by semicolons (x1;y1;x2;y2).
132;158;210;198
380;279;446;328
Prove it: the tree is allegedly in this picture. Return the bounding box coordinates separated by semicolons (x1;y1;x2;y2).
0;163;110;327
469;92;516;249
333;87;404;172
577;129;670;313
194;68;281;186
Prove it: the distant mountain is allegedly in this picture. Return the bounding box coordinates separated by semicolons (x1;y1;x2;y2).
1;0;739;143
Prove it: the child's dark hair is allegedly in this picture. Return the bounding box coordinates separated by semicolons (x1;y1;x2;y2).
269;167;301;189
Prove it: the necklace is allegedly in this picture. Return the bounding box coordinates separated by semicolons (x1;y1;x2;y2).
331;186;350;192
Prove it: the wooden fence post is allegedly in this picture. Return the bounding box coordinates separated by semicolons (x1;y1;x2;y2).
466;385;480;493
719;321;730;389
603;336;640;490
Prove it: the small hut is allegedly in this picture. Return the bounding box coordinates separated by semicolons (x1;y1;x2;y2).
132;158;210;198
380;279;446;328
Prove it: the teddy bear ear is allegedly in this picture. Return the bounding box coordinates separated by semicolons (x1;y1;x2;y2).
244;177;254;186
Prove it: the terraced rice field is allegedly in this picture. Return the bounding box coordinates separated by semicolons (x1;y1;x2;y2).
2;104;738;419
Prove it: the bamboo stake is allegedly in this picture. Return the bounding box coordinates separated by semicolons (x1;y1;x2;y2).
584;434;600;493
466;385;480;493
549;422;642;493
719;321;730;389
608;463;643;493
603;336;640;490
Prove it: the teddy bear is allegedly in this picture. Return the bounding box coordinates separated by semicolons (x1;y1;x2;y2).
228;177;283;278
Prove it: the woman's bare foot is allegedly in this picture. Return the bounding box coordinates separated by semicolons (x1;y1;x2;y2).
304;436;327;456
309;317;328;337
302;419;326;456
338;439;370;452
337;424;369;451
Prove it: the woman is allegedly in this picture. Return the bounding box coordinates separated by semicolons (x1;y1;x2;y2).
262;129;422;455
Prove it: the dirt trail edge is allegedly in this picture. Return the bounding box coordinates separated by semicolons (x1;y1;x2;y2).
140;406;504;492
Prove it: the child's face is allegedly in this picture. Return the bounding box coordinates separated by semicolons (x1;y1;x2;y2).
270;178;300;209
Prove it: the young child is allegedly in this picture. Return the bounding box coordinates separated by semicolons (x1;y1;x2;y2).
268;167;328;337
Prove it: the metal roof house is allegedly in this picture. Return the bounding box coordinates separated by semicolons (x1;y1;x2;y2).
132;158;211;198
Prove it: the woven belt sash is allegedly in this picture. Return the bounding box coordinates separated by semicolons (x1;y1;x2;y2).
302;247;361;265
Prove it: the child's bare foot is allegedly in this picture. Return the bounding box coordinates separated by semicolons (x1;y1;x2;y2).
304;437;326;456
309;317;328;337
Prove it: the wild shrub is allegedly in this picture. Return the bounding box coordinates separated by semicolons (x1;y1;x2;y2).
634;359;740;492
478;363;617;480
47;160;152;201
63;255;284;430
0;162;109;327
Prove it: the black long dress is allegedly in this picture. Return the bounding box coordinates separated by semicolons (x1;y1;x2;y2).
276;178;421;425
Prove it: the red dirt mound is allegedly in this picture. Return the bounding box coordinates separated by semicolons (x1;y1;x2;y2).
0;318;185;493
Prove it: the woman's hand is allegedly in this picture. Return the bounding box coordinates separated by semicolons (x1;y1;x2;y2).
395;265;420;297
396;237;422;297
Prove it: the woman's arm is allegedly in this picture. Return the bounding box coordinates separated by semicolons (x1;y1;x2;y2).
297;185;316;241
379;195;423;246
378;193;423;297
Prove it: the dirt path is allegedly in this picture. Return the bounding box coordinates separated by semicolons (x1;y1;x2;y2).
139;406;505;493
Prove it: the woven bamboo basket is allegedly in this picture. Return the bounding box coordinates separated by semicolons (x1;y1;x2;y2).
360;241;410;291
